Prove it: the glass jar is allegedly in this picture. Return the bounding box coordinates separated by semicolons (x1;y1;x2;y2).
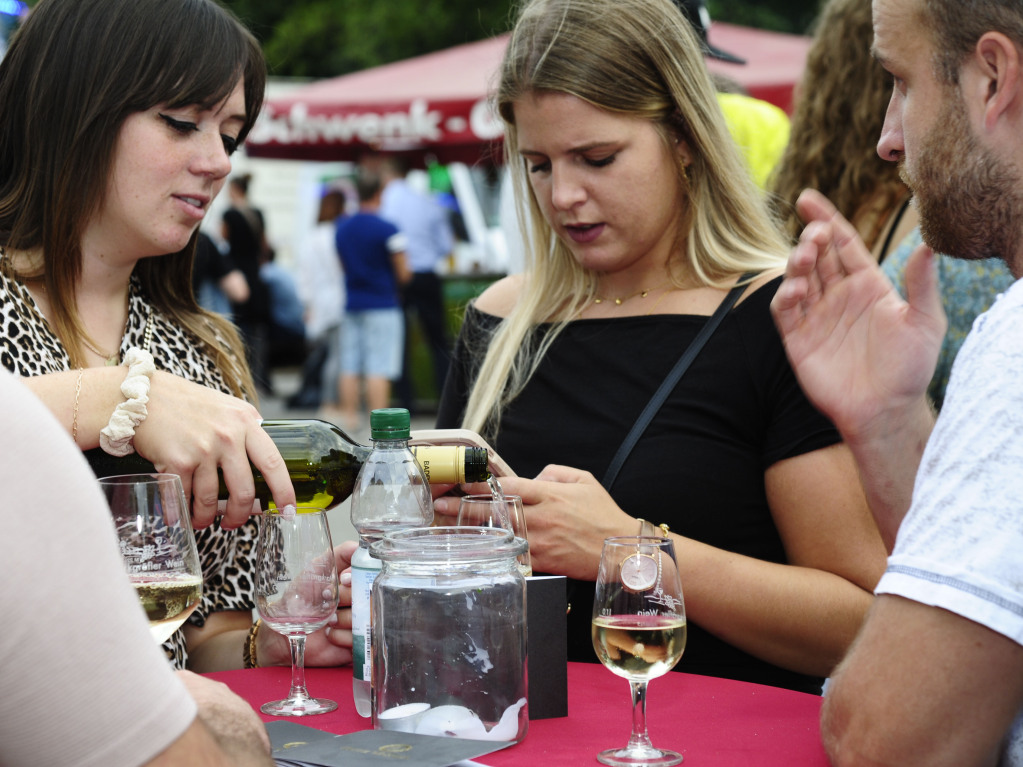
370;526;529;744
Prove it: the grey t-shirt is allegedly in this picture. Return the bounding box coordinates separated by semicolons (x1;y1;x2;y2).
878;277;1023;764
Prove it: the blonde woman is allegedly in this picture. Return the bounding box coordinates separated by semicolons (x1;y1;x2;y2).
434;0;886;693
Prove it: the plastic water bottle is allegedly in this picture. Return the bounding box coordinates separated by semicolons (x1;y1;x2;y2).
350;408;433;717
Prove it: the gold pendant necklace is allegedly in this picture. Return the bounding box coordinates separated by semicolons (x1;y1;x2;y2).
593;279;673;307
2;246;155;364
82;307;154;365
81;338;120;366
594;287;652;306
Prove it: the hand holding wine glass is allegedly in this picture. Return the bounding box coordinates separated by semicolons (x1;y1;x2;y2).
592;536;686;766
99;473;204;644
256;506;340;716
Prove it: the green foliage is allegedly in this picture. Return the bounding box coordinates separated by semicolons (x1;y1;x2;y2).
19;0;828;77
219;0;826;78
223;0;517;78
260;2;348;78
708;0;823;35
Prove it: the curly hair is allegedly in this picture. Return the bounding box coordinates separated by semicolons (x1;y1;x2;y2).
769;0;906;247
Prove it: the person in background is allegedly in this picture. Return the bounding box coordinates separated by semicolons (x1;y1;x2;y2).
674;0;791;189
192;229;249;318
379;154;455;414
769;0;917;263
770;0;1023;761
434;0;885;694
259;248;307;369
714;85;792;190
427;159;471;245
882;228;1014;411
221;172;274;394
0;367;275;767
291;188;348;412
0;0;351;674
335;167;411;433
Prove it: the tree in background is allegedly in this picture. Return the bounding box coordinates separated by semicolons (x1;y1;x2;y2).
222;0;822;79
708;0;820;38
16;0;823;79
223;0;517;78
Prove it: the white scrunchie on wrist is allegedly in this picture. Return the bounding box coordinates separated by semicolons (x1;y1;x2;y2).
99;347;156;457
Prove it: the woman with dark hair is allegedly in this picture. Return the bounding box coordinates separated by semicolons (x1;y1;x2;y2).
0;0;352;673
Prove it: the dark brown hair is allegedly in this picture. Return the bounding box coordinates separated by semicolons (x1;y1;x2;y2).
0;0;266;394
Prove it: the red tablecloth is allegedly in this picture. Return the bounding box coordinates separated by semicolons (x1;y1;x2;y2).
207;663;828;765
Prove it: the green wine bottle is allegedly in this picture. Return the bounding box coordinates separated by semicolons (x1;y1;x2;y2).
84;418;490;511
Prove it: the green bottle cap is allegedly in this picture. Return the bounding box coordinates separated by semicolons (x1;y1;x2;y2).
370;408;411;440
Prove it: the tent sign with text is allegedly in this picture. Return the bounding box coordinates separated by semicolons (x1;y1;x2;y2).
247;96;504;163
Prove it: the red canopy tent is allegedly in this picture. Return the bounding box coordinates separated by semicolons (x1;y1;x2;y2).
244;23;810;166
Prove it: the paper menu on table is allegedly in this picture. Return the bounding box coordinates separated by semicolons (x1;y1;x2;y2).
268;721;506;767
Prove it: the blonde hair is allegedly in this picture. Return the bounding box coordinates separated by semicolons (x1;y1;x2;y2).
461;0;788;439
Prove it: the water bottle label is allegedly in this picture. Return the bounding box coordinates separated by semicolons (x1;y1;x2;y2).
351;564;378;683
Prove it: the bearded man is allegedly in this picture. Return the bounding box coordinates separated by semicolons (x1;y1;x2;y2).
770;0;1023;764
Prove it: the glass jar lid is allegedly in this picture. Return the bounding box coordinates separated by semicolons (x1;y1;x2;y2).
370;525;528;563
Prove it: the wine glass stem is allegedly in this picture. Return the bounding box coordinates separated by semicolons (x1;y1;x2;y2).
286;635;312;702
626;680;655;752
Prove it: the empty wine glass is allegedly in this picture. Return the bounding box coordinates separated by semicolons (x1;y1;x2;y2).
98;473;203;644
592;536;686;766
256;506;340;716
457;493;532;576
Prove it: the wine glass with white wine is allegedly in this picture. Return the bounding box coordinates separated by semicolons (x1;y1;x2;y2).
592;536;686;766
98;473;203;644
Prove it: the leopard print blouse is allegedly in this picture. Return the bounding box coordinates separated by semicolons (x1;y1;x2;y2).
0;265;257;669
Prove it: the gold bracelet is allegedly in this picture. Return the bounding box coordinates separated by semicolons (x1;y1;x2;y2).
243;619;261;669
72;368;84;443
637;518;671;538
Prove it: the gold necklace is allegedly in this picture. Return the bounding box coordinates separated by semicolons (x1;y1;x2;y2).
643;287;680;316
82;307;154;366
594;279;673;306
81;337;119;366
1;246;155;364
594;287;652;305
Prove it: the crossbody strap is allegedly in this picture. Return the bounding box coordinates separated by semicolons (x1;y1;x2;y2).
601;273;756;492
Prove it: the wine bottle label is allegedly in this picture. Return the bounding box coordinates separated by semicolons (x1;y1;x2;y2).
410;445;490;484
411;446;464;484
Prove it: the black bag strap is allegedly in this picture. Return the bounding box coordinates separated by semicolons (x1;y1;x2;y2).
876;193;913;265
601;273;756;492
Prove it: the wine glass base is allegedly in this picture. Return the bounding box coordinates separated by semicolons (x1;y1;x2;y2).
260;697;338;717
597;746;683;767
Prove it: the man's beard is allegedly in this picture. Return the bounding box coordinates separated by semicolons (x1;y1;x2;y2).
900;94;1022;265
